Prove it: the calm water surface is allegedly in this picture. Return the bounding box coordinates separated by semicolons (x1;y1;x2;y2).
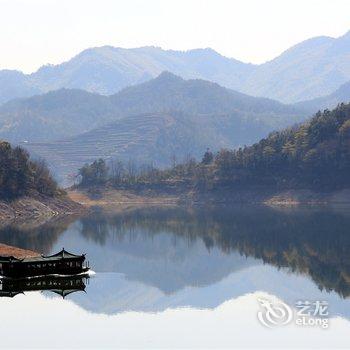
0;204;350;348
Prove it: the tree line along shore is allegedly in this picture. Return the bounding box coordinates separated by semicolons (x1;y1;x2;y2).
0;102;349;225
76;103;350;201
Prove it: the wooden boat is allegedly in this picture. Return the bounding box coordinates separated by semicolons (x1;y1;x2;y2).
0;248;90;278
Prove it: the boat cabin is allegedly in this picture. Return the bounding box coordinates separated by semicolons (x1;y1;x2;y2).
0;248;89;278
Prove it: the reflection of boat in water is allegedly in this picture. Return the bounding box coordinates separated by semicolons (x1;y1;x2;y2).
0;248;90;297
0;275;89;298
0;248;89;278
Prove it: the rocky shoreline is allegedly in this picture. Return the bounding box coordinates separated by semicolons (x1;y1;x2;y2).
0;243;39;258
0;194;86;226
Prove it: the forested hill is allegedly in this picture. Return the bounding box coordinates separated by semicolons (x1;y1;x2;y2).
212;103;350;189
79;103;350;191
0;141;59;199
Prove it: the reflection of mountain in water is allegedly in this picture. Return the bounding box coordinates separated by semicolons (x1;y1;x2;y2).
57;222;257;294
1;205;350;299
66;206;350;298
66;268;350;319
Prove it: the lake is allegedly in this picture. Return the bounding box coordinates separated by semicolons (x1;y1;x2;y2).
0;204;349;348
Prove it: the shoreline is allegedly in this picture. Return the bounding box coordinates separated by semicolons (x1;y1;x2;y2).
1;187;349;258
1;187;349;224
67;187;350;208
0;243;39;259
0;194;86;227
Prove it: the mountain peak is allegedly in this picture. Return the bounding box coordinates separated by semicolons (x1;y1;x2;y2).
156;71;183;81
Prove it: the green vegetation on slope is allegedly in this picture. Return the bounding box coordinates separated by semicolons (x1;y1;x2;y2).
0;141;59;199
78;103;350;191
212;103;350;189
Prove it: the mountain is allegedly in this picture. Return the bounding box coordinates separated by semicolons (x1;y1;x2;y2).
153;103;350;191
33;46;253;94
110;71;298;117
246;32;350;102
0;89;117;142
0;46;252;105
0;72;304;143
22;109;298;184
294;80;350;113
213;102;350;189
11;73;304;183
2;31;350;104
95;102;350;193
0;70;41;104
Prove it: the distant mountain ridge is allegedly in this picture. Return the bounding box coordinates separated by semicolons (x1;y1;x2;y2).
247;31;350;102
0;72;303;143
0;46;252;104
2;30;350;104
295;80;350;113
0;89;115;142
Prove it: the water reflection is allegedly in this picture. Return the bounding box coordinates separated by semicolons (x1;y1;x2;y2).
0;205;350;315
0;215;77;254
1;204;350;348
0;275;88;298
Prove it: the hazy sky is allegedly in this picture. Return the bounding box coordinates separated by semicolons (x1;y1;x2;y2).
1;0;350;73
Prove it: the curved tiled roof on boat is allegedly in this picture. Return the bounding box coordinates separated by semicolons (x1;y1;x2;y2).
42;248;85;259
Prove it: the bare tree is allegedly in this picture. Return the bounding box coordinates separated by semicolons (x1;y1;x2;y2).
126;159;137;184
109;158;124;185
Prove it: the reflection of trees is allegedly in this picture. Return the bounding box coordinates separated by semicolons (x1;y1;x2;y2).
0;215;78;254
79;206;350;298
1;205;349;298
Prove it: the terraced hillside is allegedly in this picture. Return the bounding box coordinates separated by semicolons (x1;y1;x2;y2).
24;113;182;183
22;110;281;185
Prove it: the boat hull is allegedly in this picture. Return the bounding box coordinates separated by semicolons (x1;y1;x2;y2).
0;267;90;279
